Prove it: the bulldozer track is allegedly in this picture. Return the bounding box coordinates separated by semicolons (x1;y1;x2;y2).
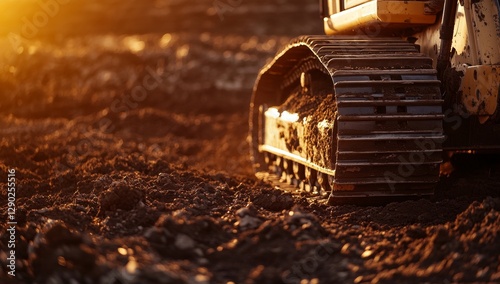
251;35;444;203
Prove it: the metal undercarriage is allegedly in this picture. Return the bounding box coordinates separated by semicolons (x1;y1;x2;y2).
250;36;445;203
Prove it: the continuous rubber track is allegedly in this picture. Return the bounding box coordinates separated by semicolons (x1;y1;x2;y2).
250;35;444;203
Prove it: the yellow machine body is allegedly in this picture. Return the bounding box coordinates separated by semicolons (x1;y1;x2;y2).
324;0;500;123
324;0;437;35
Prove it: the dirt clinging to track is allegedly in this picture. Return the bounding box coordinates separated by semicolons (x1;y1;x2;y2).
0;1;500;283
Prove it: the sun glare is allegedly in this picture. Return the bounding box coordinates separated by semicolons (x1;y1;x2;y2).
0;0;75;39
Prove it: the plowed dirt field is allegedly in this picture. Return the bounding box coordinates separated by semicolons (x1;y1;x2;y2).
1;1;499;283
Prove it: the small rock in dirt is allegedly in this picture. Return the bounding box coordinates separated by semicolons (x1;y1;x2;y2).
175;234;196;250
156;172;172;186
236;203;258;217
341;243;351;255
236;215;262;231
361;250;374;259
146;213;230;259
235;203;262;230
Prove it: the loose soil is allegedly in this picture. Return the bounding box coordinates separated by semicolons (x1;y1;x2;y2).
0;1;499;283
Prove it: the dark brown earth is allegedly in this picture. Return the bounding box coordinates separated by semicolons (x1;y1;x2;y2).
1;1;500;283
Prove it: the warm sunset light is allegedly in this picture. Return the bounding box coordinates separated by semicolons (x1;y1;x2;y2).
0;0;499;283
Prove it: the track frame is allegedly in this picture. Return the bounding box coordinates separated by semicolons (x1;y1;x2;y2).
250;36;444;203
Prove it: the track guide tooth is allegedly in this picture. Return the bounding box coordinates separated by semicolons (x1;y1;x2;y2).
337;100;444;107
333;80;441;86
337;135;445;141
337;114;444;121
327;57;433;69
333;177;440;184
336;161;441;166
332;69;437;77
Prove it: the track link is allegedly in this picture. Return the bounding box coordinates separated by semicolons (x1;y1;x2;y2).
250;36;444;203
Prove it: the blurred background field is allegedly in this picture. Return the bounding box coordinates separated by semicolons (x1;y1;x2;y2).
1;1;500;284
0;0;321;37
0;0;322;118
